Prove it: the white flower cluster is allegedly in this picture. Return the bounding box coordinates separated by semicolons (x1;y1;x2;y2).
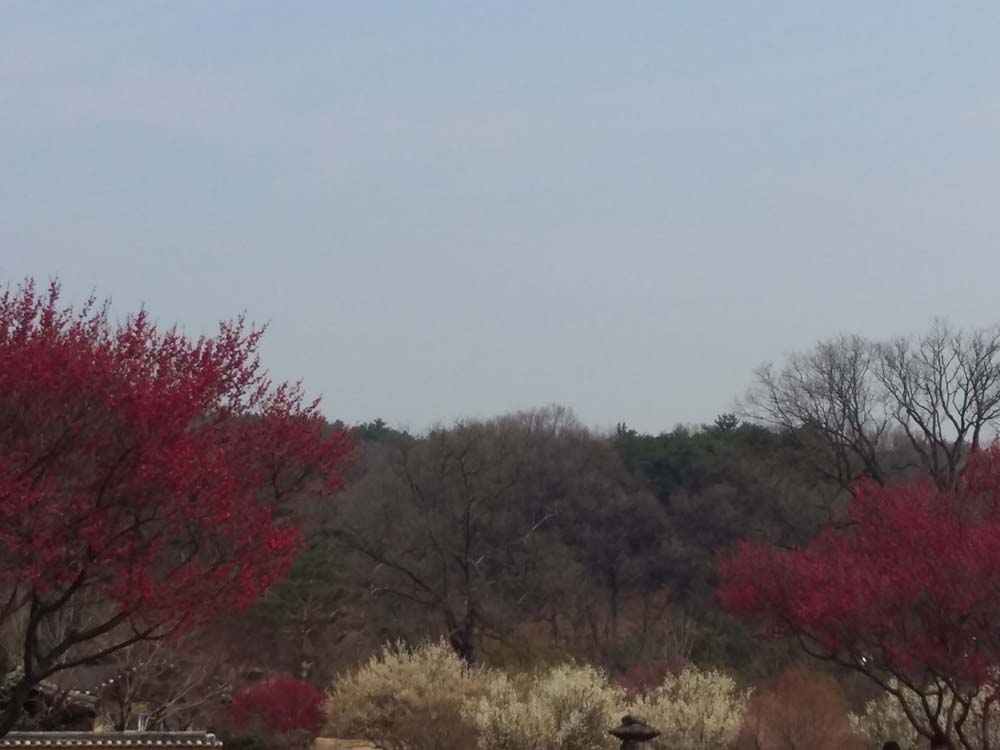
465;664;624;750
849;679;1000;750
849;685;921;750
628;667;751;750
324;640;490;750
325;642;751;750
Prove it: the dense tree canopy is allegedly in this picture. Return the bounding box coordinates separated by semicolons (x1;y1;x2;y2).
329;407;672;666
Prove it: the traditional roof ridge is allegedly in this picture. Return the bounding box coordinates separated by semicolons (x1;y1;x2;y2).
1;734;218;738
0;733;222;748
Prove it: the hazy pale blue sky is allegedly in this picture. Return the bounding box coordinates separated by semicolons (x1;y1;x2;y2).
3;3;1000;432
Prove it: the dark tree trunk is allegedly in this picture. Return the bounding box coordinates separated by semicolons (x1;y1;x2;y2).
0;677;35;737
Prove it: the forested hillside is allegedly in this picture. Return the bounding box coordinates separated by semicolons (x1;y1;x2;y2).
7;290;1000;747
235;322;1000;689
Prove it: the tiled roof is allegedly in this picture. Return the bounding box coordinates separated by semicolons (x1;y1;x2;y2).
0;734;222;749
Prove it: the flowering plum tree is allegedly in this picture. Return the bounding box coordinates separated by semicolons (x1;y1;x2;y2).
627;665;750;750
326;640;490;750
718;447;1000;750
0;280;353;734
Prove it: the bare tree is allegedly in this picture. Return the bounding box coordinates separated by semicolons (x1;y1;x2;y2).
97;636;233;731
546;479;671;664
875;321;1000;489
746;323;1000;491
330;406;666;666
747;335;888;490
332;412;557;664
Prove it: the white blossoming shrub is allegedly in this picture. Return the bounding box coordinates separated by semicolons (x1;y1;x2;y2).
849;686;920;750
850;679;1000;750
327;642;748;750
627;666;751;750
324;640;490;750
467;664;624;750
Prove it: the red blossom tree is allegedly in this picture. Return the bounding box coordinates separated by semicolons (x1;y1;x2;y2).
718;446;1000;750
0;280;353;735
227;676;325;738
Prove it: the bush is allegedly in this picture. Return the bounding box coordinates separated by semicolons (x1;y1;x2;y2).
228;676;325;749
849;686;921;750
326;642;748;750
849;678;1000;750
467;663;623;750
614;658;689;697
626;666;750;750
324;641;490;750
740;669;858;750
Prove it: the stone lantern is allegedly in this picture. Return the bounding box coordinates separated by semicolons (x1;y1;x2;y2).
609;715;660;750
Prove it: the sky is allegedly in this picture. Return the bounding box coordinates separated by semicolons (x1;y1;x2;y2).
3;3;1000;434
